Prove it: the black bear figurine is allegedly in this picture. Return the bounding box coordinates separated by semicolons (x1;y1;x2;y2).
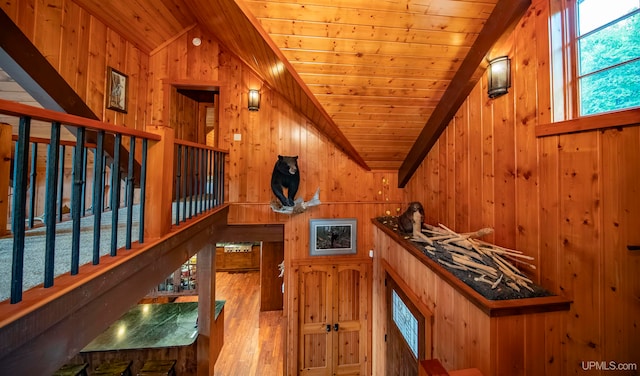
271;155;300;207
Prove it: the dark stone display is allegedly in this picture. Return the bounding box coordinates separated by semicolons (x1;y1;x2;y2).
376;216;553;301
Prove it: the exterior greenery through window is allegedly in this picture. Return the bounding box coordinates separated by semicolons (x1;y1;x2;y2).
576;0;640;116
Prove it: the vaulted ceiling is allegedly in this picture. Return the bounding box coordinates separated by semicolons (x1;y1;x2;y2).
7;0;531;185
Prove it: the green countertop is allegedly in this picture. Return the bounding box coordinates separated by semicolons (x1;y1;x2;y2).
82;301;226;352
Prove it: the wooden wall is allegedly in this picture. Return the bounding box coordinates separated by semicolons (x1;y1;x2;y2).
7;0;638;375
120;20;411;376
402;0;640;374
372;227;568;376
1;0;149;130
2;0;149;222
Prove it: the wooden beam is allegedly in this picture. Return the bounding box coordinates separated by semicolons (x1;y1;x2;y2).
0;206;229;375
397;0;532;187
218;224;284;243
0;9;96;119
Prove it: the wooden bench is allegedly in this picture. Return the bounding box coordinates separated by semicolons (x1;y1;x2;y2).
94;360;132;376
137;360;176;376
53;363;89;376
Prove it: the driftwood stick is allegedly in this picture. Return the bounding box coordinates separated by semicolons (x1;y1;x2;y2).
452;254;498;277
478;245;534;260
492;255;533;283
477;239;526;254
507;281;521;292
474;275;495;286
442;244;484;261
492;274;504;289
414;223;536;293
438;259;468;271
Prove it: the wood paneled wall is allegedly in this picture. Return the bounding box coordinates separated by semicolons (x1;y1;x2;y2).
403;1;640;374
1;0;149;130
9;1;638;375
372;227;568;376
129;21;410;375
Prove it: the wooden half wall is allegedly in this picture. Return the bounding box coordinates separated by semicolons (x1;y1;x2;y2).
403;0;640;374
0;207;230;375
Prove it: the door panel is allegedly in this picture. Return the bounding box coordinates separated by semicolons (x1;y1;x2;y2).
298;264;368;375
334;267;364;375
299;266;331;375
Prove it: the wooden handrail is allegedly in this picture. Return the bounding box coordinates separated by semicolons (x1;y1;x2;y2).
174;137;228;153
0;99;160;141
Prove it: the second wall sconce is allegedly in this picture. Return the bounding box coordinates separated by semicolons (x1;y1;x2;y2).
487;56;511;99
248;89;260;111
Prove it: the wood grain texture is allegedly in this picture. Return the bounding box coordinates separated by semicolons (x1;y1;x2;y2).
404;0;640;374
374;226;568;376
0;1;149;127
213;271;284;376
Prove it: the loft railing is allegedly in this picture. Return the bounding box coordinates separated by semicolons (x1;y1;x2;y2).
0;99;228;304
173;139;226;225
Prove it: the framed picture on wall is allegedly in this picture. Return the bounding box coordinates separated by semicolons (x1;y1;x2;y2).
309;218;357;256
106;66;128;113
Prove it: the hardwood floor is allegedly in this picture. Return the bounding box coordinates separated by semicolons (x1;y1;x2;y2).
213;271;284;376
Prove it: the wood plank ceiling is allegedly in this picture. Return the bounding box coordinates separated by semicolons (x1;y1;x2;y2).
29;0;531;183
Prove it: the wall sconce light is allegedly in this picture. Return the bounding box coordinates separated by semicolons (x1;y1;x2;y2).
248;89;260;111
487;56;511;99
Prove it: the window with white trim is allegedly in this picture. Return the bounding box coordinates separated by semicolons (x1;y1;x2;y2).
552;0;640;120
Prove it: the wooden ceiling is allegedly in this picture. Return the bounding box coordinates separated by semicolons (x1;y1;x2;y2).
24;0;531;183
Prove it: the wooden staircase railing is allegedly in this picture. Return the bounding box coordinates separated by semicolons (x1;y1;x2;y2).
0;98;229;375
0;99;228;303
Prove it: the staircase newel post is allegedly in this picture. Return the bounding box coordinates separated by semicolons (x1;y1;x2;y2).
144;126;175;239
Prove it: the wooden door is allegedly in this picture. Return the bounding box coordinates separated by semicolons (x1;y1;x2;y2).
385;275;426;376
298;264;368;376
299;265;332;376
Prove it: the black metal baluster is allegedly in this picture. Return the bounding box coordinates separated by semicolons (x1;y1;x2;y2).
200;148;206;213
125;136;136;249
139;139;147;244
182;146;188;223
175;144;182;225
204;149;209;210
194;147;199;217
70;127;86;275
44;122;61;288
102;155;107;210
209;150;216;208
91;147;98;215
28;142;37;228
188;146;193;219
92;131;104;265
110;134;121;256
57;145;65;222
11;141;17;235
81;146;87;216
217;151;223;205
212;151;218;206
10;116;31;304
195;148;201;215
